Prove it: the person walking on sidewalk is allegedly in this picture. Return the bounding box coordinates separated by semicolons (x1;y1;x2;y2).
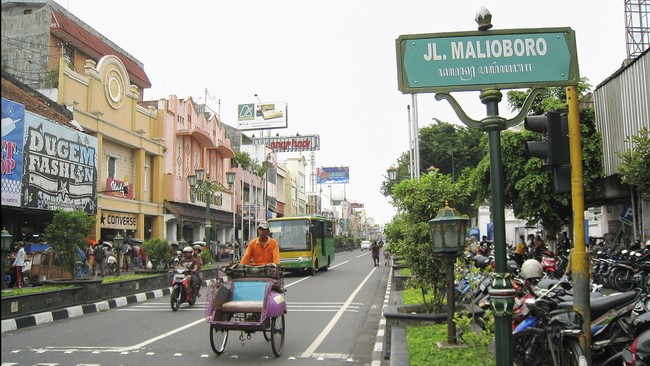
12;241;25;288
370;241;380;267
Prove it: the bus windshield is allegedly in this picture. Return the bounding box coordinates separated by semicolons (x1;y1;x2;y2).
270;219;310;251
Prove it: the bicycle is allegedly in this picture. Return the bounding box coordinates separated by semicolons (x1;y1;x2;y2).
74;261;92;278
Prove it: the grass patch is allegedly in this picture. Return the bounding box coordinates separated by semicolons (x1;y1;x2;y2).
1;285;76;298
407;324;486;366
101;273;159;283
1;273;160;298
401;282;495;366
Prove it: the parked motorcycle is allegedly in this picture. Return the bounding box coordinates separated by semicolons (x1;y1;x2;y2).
170;267;197;311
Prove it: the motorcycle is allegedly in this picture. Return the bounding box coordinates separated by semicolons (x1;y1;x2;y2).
170;267;197;311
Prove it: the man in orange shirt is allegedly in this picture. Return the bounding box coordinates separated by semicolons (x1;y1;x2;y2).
241;221;280;266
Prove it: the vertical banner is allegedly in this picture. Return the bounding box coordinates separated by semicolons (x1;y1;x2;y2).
1;98;25;207
22;112;98;214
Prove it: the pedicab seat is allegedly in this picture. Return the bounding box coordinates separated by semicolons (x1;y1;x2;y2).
221;280;269;313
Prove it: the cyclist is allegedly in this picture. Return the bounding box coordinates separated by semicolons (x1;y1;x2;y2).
241;221;280;266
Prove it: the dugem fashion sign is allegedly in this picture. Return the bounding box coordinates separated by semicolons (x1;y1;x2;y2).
396;27;578;93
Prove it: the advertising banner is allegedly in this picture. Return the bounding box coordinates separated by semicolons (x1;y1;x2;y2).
22;112;98;214
317;167;350;184
1;98;25;207
252;134;320;152
237;102;288;130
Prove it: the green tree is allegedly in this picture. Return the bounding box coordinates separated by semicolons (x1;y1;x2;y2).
617;127;650;200
384;170;471;312
43;210;96;274
142;238;173;269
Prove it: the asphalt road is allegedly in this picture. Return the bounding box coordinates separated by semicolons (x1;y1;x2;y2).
1;250;390;366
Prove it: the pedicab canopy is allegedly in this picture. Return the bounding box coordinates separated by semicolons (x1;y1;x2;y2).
429;201;468;254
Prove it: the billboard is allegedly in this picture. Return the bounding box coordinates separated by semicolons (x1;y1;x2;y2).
317;167;350;184
252;134;320;152
1;98;25;207
237;102;288;130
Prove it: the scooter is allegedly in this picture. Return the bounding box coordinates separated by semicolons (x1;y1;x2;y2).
170;267;197;311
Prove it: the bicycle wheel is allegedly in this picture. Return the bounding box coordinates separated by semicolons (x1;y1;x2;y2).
270;315;285;357
561;339;587;366
210;324;228;355
513;328;546;366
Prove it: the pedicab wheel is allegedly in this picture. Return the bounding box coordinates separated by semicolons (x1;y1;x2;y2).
263;329;272;341
210;324;228;355
170;288;181;311
270;315;285;357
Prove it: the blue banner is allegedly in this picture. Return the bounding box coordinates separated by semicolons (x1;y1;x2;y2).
317;167;349;184
1;98;25;207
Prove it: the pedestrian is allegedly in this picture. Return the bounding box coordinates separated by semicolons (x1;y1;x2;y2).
514;235;527;266
86;244;95;272
93;241;106;277
383;244;392;266
12;241;26;288
370;241;380;267
122;241;132;271
131;243;141;269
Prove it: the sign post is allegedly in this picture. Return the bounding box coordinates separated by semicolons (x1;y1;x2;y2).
395;12;580;366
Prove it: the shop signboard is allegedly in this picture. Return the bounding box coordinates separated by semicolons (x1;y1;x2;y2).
237;102;288;130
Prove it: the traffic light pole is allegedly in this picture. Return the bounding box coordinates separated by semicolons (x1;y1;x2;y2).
566;85;591;363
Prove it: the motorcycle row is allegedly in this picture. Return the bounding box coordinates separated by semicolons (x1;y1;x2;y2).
456;240;649;366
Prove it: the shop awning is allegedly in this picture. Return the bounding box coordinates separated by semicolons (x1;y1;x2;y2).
164;201;240;225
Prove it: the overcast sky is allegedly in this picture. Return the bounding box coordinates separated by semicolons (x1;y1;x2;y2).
56;0;629;225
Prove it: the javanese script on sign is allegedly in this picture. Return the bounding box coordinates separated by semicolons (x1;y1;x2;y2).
396;27;578;93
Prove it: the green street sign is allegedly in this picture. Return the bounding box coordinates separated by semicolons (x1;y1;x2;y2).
396;27;579;93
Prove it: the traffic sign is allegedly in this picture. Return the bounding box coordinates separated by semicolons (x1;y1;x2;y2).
396;27;578;93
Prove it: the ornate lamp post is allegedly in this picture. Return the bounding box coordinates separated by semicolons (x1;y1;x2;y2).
226;171;237;246
429;202;467;346
113;232;124;276
188;168;228;250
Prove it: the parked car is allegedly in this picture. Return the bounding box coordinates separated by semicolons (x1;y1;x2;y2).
360;240;371;251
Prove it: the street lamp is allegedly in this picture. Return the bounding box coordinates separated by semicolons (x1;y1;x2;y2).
429;201;467;346
387;165;398;181
226;170;237;246
113;232;124;276
188;168;228;250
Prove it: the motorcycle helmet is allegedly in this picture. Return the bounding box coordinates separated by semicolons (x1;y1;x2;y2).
193;244;202;252
521;259;544;280
182;246;193;254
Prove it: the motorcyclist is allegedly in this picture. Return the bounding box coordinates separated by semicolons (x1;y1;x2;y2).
178;246;200;295
241;221;280;266
192;244;204;297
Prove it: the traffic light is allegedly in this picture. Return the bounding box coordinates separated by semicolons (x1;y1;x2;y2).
524;110;571;193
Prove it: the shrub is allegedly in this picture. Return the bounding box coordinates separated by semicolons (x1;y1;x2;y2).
142;238;172;269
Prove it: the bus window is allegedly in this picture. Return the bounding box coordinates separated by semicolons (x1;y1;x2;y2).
272;219;310;251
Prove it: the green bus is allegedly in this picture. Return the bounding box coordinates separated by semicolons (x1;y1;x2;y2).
269;215;335;275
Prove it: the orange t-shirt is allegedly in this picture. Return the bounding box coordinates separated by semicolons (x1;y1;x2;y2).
241;237;280;265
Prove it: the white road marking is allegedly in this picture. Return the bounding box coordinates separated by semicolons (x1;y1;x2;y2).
301;266;377;358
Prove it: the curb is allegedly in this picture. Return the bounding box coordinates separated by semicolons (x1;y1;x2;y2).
371;265;392;366
1;287;173;333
